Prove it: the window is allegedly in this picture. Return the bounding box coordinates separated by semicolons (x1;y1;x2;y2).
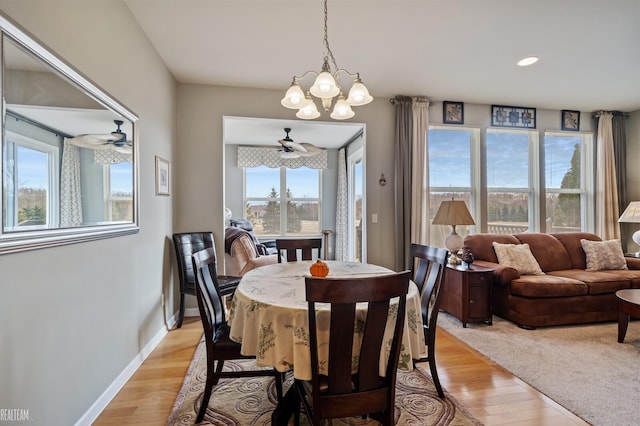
104;162;133;222
486;128;539;234
428;126;480;247
3;132;59;230
244;165;321;237
544;132;593;233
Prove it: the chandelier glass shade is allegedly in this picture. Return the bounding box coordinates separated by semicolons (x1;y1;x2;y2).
281;0;372;120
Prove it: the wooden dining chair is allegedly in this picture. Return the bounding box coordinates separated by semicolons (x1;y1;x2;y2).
275;238;322;262
172;232;241;328
409;243;448;398
191;248;284;423
294;270;411;425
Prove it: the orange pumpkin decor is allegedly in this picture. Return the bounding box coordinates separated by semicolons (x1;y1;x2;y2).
310;260;329;277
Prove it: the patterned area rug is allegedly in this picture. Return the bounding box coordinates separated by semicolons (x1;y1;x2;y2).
167;340;481;425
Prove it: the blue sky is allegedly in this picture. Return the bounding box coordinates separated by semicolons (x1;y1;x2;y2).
429;130;579;189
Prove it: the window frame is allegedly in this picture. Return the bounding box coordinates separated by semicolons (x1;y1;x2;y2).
3;131;59;231
543;130;594;233
485;127;541;233
243;165;323;237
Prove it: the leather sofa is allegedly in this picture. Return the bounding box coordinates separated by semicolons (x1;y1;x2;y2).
463;232;640;328
224;227;277;276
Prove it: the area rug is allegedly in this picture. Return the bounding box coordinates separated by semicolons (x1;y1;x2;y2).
438;312;640;426
167;340;481;425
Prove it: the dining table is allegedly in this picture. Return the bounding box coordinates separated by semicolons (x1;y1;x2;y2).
228;260;427;381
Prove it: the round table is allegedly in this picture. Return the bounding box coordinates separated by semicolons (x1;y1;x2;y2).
616;289;640;343
228;260;426;380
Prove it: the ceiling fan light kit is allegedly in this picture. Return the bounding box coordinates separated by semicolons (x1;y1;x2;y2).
281;0;372;120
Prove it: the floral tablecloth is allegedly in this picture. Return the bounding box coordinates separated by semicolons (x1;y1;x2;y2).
228;261;427;380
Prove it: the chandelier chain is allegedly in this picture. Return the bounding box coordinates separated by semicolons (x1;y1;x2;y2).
323;0;339;73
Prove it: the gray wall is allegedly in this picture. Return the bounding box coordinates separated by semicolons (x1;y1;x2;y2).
0;2;175;425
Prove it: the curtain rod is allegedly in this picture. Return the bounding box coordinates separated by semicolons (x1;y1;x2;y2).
5;110;73;138
592;110;630;119
389;96;433;106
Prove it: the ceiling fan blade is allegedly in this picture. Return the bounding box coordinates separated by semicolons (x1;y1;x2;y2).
69;134;116;145
296;143;322;155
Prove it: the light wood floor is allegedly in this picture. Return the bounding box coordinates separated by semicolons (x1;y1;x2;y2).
95;316;588;425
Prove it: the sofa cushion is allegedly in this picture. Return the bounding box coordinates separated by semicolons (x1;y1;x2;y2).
464;234;520;263
548;270;630;294
552;232;601;269
510;275;587;298
580;239;627;271
493;242;545;275
514;233;572;272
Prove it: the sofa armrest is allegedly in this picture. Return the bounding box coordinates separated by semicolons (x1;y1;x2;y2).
240;254;278;276
472;259;520;286
625;257;640;270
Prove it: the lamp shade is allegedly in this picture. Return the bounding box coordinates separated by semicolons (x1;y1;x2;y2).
296;94;321;120
346;78;373;106
310;71;340;99
432;200;475;226
281;82;306;109
618;201;640;223
330;94;355;120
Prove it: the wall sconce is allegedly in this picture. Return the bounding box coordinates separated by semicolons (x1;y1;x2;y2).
379;174;387;186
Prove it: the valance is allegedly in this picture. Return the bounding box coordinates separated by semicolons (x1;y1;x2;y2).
237;146;327;169
94;149;132;165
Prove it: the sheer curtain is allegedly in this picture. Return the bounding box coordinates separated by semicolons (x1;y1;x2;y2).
60;139;83;227
393;95;430;270
595;112;619;240
335;148;348;261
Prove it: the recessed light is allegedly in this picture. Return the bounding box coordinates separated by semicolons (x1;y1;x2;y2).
517;56;539;67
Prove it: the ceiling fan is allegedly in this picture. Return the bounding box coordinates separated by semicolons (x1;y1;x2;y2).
277;127;322;158
68;120;132;153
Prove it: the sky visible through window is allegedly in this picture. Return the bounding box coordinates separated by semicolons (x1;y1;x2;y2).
247;165;320;198
429;130;577;189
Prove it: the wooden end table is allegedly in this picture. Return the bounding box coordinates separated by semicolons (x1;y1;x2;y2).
616;289;640;343
440;264;495;327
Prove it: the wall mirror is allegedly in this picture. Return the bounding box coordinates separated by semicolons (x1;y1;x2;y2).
222;116;366;262
0;14;139;254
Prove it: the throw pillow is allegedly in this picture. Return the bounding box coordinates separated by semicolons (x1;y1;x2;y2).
492;242;545;275
580;239;628;271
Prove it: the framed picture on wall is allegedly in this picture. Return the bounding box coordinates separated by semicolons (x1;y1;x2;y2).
443;101;464;124
155;156;170;196
491;105;536;128
561;110;580;131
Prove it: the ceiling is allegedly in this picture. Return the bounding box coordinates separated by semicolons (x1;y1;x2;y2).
124;0;639;146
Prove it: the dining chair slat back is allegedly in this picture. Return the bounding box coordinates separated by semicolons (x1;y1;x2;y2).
276;238;322;262
191;248;283;423
294;270;411;425
409;243;448;398
172;232;240;328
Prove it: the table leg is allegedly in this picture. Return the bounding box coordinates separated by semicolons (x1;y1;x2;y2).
271;384;297;426
618;304;629;343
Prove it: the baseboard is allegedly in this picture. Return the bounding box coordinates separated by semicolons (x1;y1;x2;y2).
74;323;170;426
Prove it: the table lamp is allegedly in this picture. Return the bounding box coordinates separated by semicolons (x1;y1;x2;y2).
432;199;475;264
618;201;640;255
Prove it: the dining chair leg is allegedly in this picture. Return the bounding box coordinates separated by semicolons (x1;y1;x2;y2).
428;343;444;398
177;292;186;328
196;359;217;423
274;371;284;401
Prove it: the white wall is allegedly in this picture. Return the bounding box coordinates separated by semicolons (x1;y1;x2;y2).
0;2;175;425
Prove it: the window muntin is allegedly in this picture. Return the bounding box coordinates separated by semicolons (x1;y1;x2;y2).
245;165;321;237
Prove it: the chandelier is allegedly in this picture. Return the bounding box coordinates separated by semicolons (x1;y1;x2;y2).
280;0;372;120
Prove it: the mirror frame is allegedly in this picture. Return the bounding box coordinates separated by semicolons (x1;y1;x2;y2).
0;13;139;255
